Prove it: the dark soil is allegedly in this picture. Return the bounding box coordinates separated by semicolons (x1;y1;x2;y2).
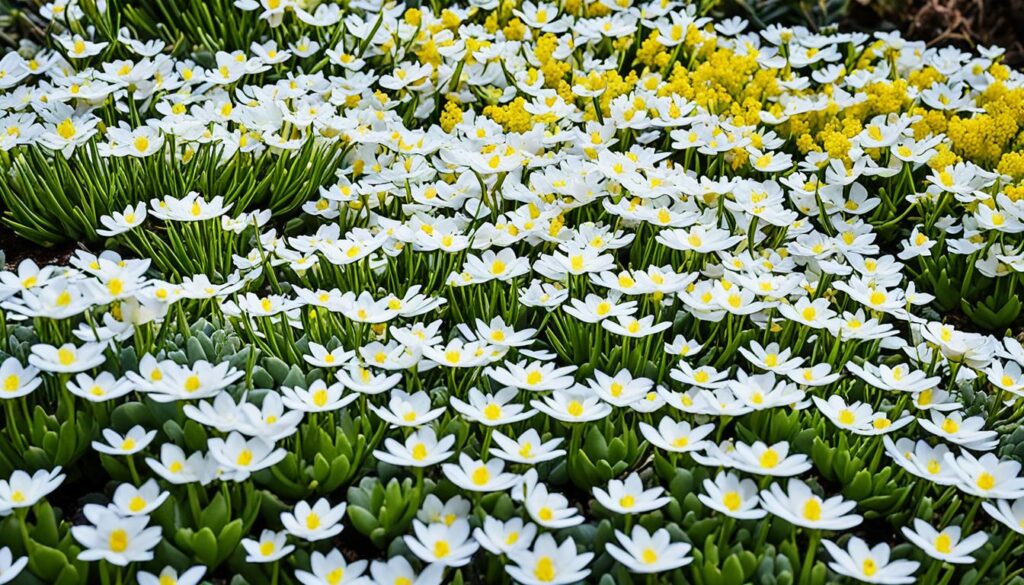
846;0;1024;67
0;227;79;269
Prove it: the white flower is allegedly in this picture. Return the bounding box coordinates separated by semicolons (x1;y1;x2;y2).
208;432;286;479
983;497;1024;536
901;519;987;564
0;467;65;512
295;550;368;585
281;380;358;413
516;470;584;529
97;202;149;237
373;427;455;468
29;342;107;373
111;480;169;516
442;454;520;492
486;360;577;392
138;566;206;585
605;526;693;573
593;472;670;514
72;504;162;566
369;557;444;585
946;451;1024;499
473;516;537;555
530;389;613;423
370;390;446;427
0;547;27;585
241;529;294;563
586;368;653;407
92;425;156;456
760;479;862;530
0;357;42;399
489;429;565;464
918;411;998;451
698;471;767;520
404;519;479;567
281;498;347;541
822;537;919;584
705;440;813;477
450;387;536;426
506;533;592;585
639;416;714;453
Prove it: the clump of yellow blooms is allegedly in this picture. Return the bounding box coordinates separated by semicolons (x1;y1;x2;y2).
403;7;422;26
440;100;463;133
502;17;527;40
911;107;949;140
907;66;945;91
439;9;462;29
534;34;571;88
635;30;668;68
658;47;774;118
483;97;535;133
997;152;1024;179
946;82;1024;165
849;80;911;118
928;143;961;170
1005;183;1024;201
589;69;639;121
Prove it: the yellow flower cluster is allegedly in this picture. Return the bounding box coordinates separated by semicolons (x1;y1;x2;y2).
535;34;572;89
483;97;535;133
997;152;1024;179
440;100;463;133
947;83;1024;165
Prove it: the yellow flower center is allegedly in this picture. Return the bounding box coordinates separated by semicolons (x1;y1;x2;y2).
534;556;555;582
941;418;959;434
325;569;344;585
862;558;877;576
838;409;855;425
472;466;490;486
236;449;253;467
411;443;428;461
109;529;129;553
802;498;822;521
723;491;742;511
977;472;996;491
306;512;321;530
57;118;76;139
483;403;502;420
57;348;75;366
313;389;328;407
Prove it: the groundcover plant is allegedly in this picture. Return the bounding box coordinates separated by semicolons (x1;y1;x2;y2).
2;0;1024;584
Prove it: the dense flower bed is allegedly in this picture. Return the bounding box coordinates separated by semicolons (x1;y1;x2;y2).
1;0;1024;584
